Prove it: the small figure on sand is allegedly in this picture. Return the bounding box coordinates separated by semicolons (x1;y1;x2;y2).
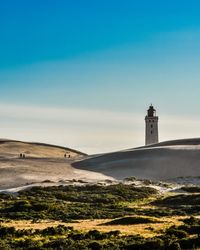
19;153;26;159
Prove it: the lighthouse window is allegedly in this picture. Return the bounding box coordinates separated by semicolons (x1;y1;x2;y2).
151;125;153;128
151;131;153;134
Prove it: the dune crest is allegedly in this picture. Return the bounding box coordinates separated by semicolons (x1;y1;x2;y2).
0;139;112;190
73;138;200;181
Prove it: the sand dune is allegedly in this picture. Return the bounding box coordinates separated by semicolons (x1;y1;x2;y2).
1;138;200;191
0;140;111;190
0;139;86;158
73;138;200;181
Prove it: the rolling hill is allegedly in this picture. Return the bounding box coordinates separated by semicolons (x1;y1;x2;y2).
73;138;200;181
0;139;111;191
1;138;200;191
0;139;86;158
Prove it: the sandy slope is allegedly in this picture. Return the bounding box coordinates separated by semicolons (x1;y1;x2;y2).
0;139;86;158
0;140;111;190
73;138;200;181
0;158;111;190
1;138;200;190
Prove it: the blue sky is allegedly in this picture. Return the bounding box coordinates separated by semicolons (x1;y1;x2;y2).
0;1;200;153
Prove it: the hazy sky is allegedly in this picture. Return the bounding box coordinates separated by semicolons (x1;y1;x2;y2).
1;1;200;153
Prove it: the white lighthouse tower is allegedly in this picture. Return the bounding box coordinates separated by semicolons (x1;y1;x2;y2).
145;105;159;145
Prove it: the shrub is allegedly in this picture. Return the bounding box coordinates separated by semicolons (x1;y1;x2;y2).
103;216;158;225
166;227;188;238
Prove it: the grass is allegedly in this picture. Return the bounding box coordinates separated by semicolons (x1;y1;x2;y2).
0;215;187;238
0;184;200;248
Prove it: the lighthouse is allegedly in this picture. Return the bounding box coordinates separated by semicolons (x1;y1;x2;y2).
145;105;159;145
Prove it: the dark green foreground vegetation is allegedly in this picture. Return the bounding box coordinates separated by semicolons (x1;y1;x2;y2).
0;184;157;221
153;192;200;216
0;184;200;249
102;216;159;225
0;217;200;249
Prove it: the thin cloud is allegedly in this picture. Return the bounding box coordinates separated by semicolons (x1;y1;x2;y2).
0;103;200;154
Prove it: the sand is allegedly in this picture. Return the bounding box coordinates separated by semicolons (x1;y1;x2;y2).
73;138;200;181
0;139;112;191
1;138;200;191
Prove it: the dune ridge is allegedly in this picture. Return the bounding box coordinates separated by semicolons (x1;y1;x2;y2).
73;138;200;181
0;139;111;191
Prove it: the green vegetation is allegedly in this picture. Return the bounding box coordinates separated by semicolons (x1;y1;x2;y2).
152;193;200;215
180;186;200;193
0;219;200;249
102;216;159;225
154;193;200;206
0;184;200;249
0;184;157;222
